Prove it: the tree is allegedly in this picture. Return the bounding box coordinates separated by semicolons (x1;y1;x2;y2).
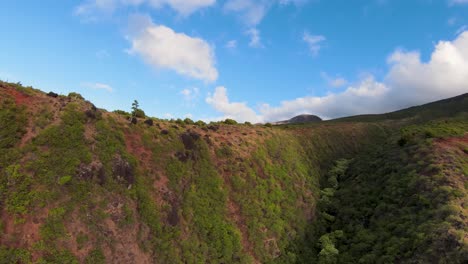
131;100;145;118
131;100;139;116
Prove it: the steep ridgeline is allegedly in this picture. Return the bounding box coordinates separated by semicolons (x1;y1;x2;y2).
273;114;322;125
0;81;467;263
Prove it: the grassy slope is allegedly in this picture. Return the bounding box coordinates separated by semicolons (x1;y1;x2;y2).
0;81;467;263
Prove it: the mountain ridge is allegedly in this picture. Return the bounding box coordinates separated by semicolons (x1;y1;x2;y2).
273;114;322;125
0;80;467;263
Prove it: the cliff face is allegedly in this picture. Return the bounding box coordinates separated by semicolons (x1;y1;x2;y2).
0;81;467;263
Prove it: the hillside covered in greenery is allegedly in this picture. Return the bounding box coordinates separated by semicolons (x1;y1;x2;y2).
0;81;467;263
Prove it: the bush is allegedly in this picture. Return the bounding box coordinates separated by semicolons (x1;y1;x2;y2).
144;119;154;126
264;123;273;128
195;120;206;127
68;92;84;100
224;119;238;125
133;109;145;118
113;110;130;117
58;175;72;185
47;92;59;98
184;118;194;125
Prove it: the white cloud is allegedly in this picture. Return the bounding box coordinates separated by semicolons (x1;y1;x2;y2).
180;87;200;105
259;76;388;121
303;32;326;56
224;0;268;26
321;72;348;88
225;40;237;49
127;15;218;82
384;31;468;107
205;86;262;123
164;113;174;119
224;0;307;26
246;28;262;47
206;31;468;123
82;82;114;92
75;0;215;20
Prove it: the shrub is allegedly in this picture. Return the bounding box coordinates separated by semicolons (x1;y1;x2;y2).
144;119;154;126
195;120;206;127
133;109;145;118
224;118;238;125
113;110;130;117
47;92;59;98
68;92;84;100
58;175;72;185
184;118;194;125
264;123;273;128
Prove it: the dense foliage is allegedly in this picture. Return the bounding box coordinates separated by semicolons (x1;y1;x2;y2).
0;81;467;263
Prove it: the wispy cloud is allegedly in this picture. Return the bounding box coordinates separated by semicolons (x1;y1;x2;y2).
75;0;216;21
321;72;348;88
303;32;326;56
224;0;308;26
246;28;262;47
225;40;237;49
180;87;200;106
82;82;114;92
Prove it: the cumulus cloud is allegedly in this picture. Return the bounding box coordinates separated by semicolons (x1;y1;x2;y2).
259;76;388;121
127;15;218;82
303;32;326;56
384;31;468;108
207;31;468;123
205;86;262;123
75;0;215;20
82;82;114;92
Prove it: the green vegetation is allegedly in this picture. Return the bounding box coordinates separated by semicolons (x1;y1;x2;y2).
224;118;238;125
295;118;468;263
0;82;466;263
131;100;145;118
0;246;31;264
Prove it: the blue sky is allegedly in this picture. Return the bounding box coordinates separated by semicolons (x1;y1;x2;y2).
1;0;468;122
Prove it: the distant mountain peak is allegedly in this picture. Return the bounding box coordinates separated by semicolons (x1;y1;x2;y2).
274;114;322;125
